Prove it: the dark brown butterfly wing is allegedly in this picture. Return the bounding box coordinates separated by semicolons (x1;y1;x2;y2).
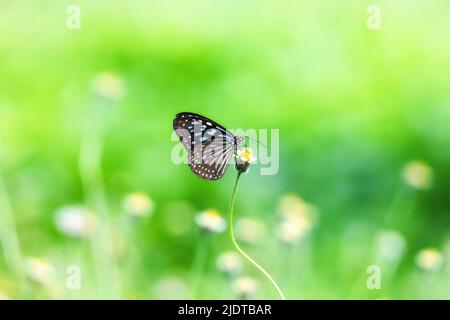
173;112;237;180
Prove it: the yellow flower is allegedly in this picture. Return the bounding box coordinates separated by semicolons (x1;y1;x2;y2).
416;248;443;272
195;209;227;233
402;160;433;190
123;192;154;217
235;147;257;173
238;148;257;164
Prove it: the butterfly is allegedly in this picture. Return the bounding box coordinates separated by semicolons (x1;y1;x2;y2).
173;112;244;180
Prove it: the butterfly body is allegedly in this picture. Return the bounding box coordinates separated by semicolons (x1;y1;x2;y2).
173;112;243;180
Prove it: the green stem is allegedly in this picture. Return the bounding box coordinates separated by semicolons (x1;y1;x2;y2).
79;99;118;299
0;176;26;295
229;172;286;300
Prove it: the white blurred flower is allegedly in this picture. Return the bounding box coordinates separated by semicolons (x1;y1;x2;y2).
235;147;257;173
376;230;407;262
54;205;97;238
233;276;258;299
416;248;443;272
122;192;154;217
216;251;242;277
278;194;316;220
24;257;56;286
237;148;257;164
195;209;226;233
277;220;307;245
402;160;433;190
235;218;266;244
92;72;125;100
277;194;316;245
152;276;190;300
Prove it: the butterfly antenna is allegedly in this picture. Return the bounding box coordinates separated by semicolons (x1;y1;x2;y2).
245;136;267;150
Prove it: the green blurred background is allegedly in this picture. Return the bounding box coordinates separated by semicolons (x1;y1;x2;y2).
0;0;449;299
